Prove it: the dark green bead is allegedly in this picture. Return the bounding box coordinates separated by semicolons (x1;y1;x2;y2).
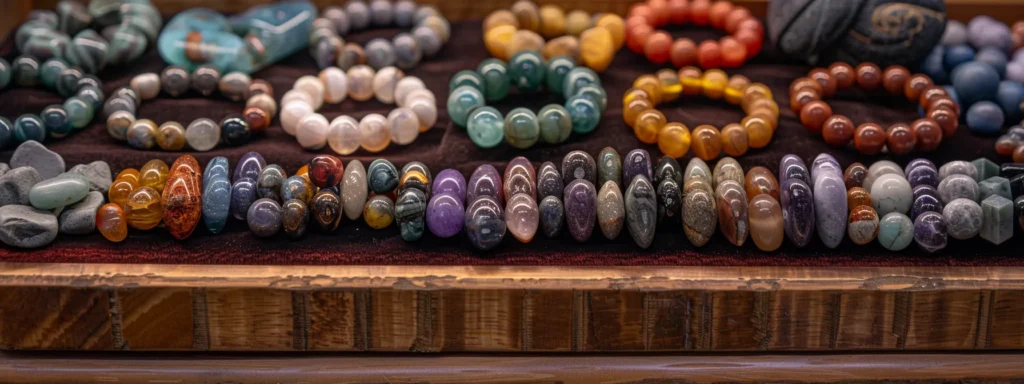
545;55;575;95
446;85;485;127
12;56;40;87
537;104;572;144
75;85;105;110
14;114;46;143
476;58;510;101
41;105;72;139
219;114;251;146
0;117;12;149
0;58;10;90
63;96;93;129
565;95;600;134
38;58;67;90
368;159;399;194
396;188;427;241
449;70;484;92
508;51;545;92
503;107;540;149
56;67;83;98
562;67;600;100
574;84;607;112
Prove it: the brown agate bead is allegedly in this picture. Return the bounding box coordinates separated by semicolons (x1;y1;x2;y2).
789;77;822;95
903;74;932;102
911;117;942;152
853;123;886;155
847;187;872;211
855;63;882;90
918;86;949;108
748;194;783;251
927;96;960;115
799;101;832;132
927;107;959;139
828;62;855;89
886;123;916;155
720;123;748;157
843;163;867;189
789;89;819;113
881;65;910;94
821;114;855;146
243;107;270;133
744;166;779;202
691;125;722;161
808;68;836;97
308;155;345;188
162;155;203;240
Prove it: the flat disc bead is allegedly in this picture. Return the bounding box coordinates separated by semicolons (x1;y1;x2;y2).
156;122;186;151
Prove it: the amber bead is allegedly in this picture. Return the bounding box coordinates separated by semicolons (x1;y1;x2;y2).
918;86;949;109
886;123;917;155
928;107;959;138
595;14;626;50
724;75;750;105
828;62;855;89
140;159;169;193
789;89;819;113
633;75;663;104
309;155;345;188
644;31;673;64
853;123;886;155
799;101;832;132
696;40;722;68
580;27;616;71
634;109;667;144
789;77;822;95
744;166;779;202
691;125;722;160
744;97;779;118
821;114;855;146
484;10;518;31
881;65;910;94
844;163;868;189
656;69;683;102
928;96;960;115
911;117;942;152
742;115;772;148
678;66;703;95
847;187;872;211
97;203;128;242
506;30;545;58
538;5;566;38
670;38;698;68
484;25;517;60
854;63;882;90
707;1;733;29
701;69;728;99
162;155;203;240
126;186;163;230
623;87;650;104
1014;146;1024;163
624;98;653;127
808;68;836;97
719;37;747;68
741;83;772;110
109;168;140;208
243;107;270;133
720;123;748;156
903;74;932;103
658;122;692;158
748;193;783;251
296;164;311;183
748;109;778;131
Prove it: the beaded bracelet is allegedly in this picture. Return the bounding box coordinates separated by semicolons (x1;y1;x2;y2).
15;0;160;74
482;0;624;72
310;0;450;70
792;62;960;155
624;67;778;160
447;52;605;149
625;0;763;69
104;65;275;151
281;65;438;154
0;56;104;148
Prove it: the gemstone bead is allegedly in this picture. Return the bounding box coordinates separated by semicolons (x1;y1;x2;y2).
185;118;220;152
781;178;815;247
396;189;427;241
155;122;186;151
565;95;600;134
505;193;539;243
28;173;89;210
204;157;230;186
980;195;1013;245
657;178;682;223
108;168;139;208
536;162;563;201
911;184;944;221
938;174;979;203
126;186;163;230
914;211;947;253
683;183;717;247
870;173;912;216
972;158;1000;181
749;194;783;251
597;181;625;239
280;175;314;205
593;148;621;188
256;165;286;201
843;162;867;190
312;190;343;232
368;159;399;194
504;108;540;149
464;195;505;249
503;156;536;200
341;160;368;220
247;198;282;237
623;149;653;185
561;150;596;185
715;180;748;246
427;194;464;238
655;156;683;187
877;212;913;251
468;165;503;204
848;205;879;245
745;166;779;202
234;152;266;183
467;107;504;148
282;199;310;238
433;168;466;202
863;160;904;191
308;155;344;189
364;195;395;229
813;167;847;248
97;203;127;242
477;59;510;101
230;178;258;220
943;198;982;240
939;160;978;181
563;179;596;242
539;195;564;238
978;176;1012;201
139;159;169;193
509;51;546;92
447;85;485;127
162;155;203;240
203;177;231;234
624;177;657;248
907;162;939;188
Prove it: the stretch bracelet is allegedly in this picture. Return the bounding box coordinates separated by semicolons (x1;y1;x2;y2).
0;56;104;148
105;65;276;151
792;62;959;155
280;65;437;154
624;67;778;160
625;0;763;69
311;0;450;70
448;52;605;149
482;0;624;72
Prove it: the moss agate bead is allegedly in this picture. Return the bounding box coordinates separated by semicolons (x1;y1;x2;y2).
449;70;485;92
467;107;504;148
537;104;572;144
545;56;575;95
508;51;546;92
476;59;510;101
447;85;485;127
465;195;506;249
368;159;399;194
504;108;540;149
565;95;600;134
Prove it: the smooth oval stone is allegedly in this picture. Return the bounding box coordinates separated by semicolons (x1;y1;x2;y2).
28;173;88;209
202;178;231;234
843;163;868;190
781;179;815;247
204;157;229;186
870;173;913;216
847;205;879;245
397;188;427;241
401;162;432;184
363;195;395;229
10;140;65;180
878;212;914;251
233;152;266;183
863;160;905;191
914;211;947;253
907;164;940;188
426;194;464;238
564;179;596;242
69;160;112;193
248;198;282;237
749;194;784;251
0;167;41;206
911;184;943;221
0;205;58;248
811;153;841;185
505;193;539;243
503;156;536;200
342;160;368;220
745;166;780;202
657;178;681;223
938;174;979;203
309;155;345;189
597;147;622;188
368;159;399;194
981;195;1013;245
467;164;503;205
432;168;466;202
539;195;564;238
596;181;624;239
779;154;810;185
943;198;982;240
561;150;596;185
814;171;847;248
683;186;717;247
714;157;744;188
230;178;258;221
654;156;682;186
465;195;505;250
312;190;343;232
163;155;203;240
536;162;563;200
281;175;315;205
684;157;712;185
939;160;978;181
625;177;657;248
282;199;310;238
715;180;748;246
58;191;103;234
257;165;286;201
623;149;653;185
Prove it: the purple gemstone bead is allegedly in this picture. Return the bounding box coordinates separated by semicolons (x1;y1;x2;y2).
537;161;563;200
904;158;936;176
780;178;815;247
561;150;596;185
811;153;841;185
813;168;847;248
503;156;536;200
247;198;282;237
230;177;258;221
467;164;503;205
911;184;943;221
914;211;947;253
233;151;266;183
539;195;564;238
426;193;464;238
432;168;466;202
564;179;596;242
622;149;652;185
779;154;810;185
465;195;505;250
907;164;939;188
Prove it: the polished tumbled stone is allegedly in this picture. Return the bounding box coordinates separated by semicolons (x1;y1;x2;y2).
870;173;912;216
564;179;596;242
28;173;89;209
814;165;847;248
911;184;944;221
973;158;1000;181
536;162;563;201
862;160;904;192
58;190;103;234
878;212;914;251
203;156;230;186
203;177;231;234
0;166;41;206
939;160;978;181
715;157;745;188
978;176;1012;201
780;178;815;247
539;195;564;238
248;198;283;237
654;156;682;186
914;211;947;253
684;158;712;184
657;178;681;223
981;195;1012;245
465;195;505;250
396;189;428;241
467;165;503;204
10;140;65;180
622;149;653;185
811;153;841;185
683;184;717;247
561;150;596;185
715;180;748;246
342;160;369;220
778;154;810;185
625;177;656;248
938;174;980;203
596;181;624;239
943;198;982;240
0;205;58;248
426;193;464;238
597;147;621;188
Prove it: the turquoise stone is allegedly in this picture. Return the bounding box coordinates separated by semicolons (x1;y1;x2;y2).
562;67;600;100
537;104;572;144
14;115;46;143
476;59;510;101
574;84;607;112
448;70;484;92
63;96;94;129
972;158;999;181
979;176;1012;201
368;159;399;194
38;58;67;90
0;58;10;90
446;85;485;127
203;177;231;234
40;105;72;139
508;51;545;92
163;8;230;32
877;212;913;251
28;173;89;209
467;106;504;148
545;56;575;95
504;107;540;149
565;95;600;134
981;195;1013;245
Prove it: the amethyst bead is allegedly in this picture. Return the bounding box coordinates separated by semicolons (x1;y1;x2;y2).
465;195;505;250
906;163;940;188
539;195;564;238
247;198;282;237
904;158;936;176
467;164;503;205
813;165;847;248
432;168;466;202
503;156;536;200
230;177;258;220
780;178;815;247
811;153;841;184
426;194;464;237
561;150;596;185
779;154;810;185
537;161;563;200
911;184;943;221
563;179;596;242
622;149;653;185
914;211;947;253
233;151;266;183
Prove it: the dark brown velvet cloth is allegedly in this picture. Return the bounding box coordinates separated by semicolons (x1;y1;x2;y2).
0;21;1018;266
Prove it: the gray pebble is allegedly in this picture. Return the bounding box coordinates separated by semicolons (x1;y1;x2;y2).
68;160;112;193
393;33;422;69
0;205;58;248
0;167;41;206
346;0;371;30
413;25;442;57
365;38;396;69
394;0;416;27
9;140;65;180
0;163;9;176
323;6;350;35
58;191;103;234
938;174;980;203
939;160;978;181
943;198;982;240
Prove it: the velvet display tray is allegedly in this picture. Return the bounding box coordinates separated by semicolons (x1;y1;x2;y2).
0;21;1016;267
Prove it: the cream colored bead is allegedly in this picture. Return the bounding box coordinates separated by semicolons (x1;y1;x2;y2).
347;65;376;101
246;94;278;117
293;75;325;110
406;96;437;132
359;113;390;153
328;115;361;155
280;100;314;136
129;73;160;100
296;113;330;150
318;67;349;104
387;107;420;145
372;66;405;104
281;89;314;110
394;76;425;107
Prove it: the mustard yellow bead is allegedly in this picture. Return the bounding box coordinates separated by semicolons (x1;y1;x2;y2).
363;195;395;229
624;98;652;127
657;69;682;102
108;168;140;208
743;115;774;149
691;125;723;161
565;10;591;36
484;10;519;31
622;87;650;105
720;123;749;156
485;25;517;60
125;186;163;230
633;75;662;105
511;0;541;32
595;14;625;51
658;122;691;158
543;35;580;61
724;75;751;105
748;109;779;131
633;109;666;144
744;96;780;117
701;69;728;100
539;4;566;39
139;159;169;193
678;66;703;95
579;27;615;72
505;29;545;59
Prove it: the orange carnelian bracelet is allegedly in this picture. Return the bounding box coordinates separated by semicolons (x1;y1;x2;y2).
626;0;763;69
624;67;778;161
